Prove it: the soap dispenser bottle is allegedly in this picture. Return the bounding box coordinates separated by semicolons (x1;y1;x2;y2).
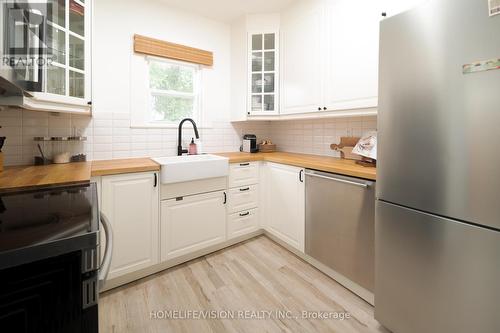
188;138;198;155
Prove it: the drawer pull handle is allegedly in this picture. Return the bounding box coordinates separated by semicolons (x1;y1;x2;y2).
239;212;250;217
239;163;250;166
239;187;250;191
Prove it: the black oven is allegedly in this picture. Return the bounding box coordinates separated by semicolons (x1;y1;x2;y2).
0;183;113;333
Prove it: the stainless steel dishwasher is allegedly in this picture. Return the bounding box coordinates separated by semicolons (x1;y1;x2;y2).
305;169;375;297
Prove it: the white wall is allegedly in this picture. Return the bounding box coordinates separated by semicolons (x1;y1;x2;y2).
93;0;231;123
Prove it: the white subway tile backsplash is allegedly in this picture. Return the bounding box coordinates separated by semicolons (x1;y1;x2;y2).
93;151;113;160
94;119;113;128
93;143;113;152
112;151;131;159
112;143;130;151
112;127;130;136
93;127;112;136
268;116;377;156
131;142;147;150
0;108;377;166
93;136;112;144
112;136;131;143
112;119;130;128
92;113;113;120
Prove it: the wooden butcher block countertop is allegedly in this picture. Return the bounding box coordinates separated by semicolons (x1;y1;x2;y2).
0;153;373;193
91;158;160;177
0;162;92;194
215;152;376;181
0;158;160;193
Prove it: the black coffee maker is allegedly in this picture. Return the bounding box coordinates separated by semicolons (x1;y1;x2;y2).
240;134;258;153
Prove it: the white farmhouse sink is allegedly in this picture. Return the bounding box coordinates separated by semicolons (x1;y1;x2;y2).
152;154;229;184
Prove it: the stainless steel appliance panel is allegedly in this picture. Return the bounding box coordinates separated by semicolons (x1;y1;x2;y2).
378;0;500;229
305;170;375;291
375;200;500;333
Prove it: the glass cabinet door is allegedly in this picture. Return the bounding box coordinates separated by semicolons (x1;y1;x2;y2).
249;32;278;115
45;0;89;102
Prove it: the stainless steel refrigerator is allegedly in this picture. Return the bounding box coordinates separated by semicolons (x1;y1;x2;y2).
376;0;500;332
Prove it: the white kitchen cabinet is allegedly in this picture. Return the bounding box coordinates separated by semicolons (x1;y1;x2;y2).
228;209;259;239
227;185;259;214
161;191;226;261
280;0;380;115
101;172;159;280
227;161;261;239
248;32;279;116
323;0;380;111
280;0;323;115
265;163;305;252
229;162;260;188
0;0;92;114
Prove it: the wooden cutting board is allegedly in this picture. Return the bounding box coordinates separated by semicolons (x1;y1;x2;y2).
330;137;362;161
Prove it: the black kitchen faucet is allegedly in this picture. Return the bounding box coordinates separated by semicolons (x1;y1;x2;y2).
177;118;199;156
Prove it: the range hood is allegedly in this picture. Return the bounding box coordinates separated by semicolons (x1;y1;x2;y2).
0;71;91;114
0;76;33;99
0;73;36;110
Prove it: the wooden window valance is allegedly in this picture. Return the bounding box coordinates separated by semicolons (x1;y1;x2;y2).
134;34;213;66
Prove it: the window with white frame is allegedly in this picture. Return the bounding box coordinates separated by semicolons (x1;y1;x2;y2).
148;58;201;123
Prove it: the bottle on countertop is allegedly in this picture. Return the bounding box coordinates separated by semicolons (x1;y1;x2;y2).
189;137;198;155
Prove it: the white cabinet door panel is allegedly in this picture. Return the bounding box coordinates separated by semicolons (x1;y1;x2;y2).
161;191;226;261
265;163;305;251
281;1;324;114
323;0;380;111
101;172;159;279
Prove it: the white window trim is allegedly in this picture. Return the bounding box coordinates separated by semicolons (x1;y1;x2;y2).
143;56;204;128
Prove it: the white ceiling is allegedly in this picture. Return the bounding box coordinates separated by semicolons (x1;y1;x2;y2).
158;0;295;22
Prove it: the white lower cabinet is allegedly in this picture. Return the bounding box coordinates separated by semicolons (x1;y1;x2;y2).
228;209;259;239
100;172;159;280
265;163;305;252
227;185;259;214
161;191;226;261
227;162;260;240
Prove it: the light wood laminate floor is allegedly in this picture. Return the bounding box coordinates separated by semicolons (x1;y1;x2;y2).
99;236;388;333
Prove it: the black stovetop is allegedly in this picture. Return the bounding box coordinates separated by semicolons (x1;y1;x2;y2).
0;183;99;269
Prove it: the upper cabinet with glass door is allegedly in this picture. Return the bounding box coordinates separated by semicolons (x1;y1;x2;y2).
33;0;91;113
248;32;279;116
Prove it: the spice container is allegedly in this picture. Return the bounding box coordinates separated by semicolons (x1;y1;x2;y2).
33;136;87;165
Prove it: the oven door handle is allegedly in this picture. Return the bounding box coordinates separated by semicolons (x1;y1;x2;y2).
98;212;113;290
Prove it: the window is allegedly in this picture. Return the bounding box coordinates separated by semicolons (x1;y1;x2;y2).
148;58;200;123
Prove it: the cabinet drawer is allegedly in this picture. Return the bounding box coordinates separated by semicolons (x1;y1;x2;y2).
228;209;259;239
227;185;259;214
229;162;259;188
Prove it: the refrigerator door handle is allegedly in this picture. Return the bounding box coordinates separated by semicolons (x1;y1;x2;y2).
98;212;113;290
306;171;370;188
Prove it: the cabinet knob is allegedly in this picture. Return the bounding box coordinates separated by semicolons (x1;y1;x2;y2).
323;107;327;110
317;107;321;111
